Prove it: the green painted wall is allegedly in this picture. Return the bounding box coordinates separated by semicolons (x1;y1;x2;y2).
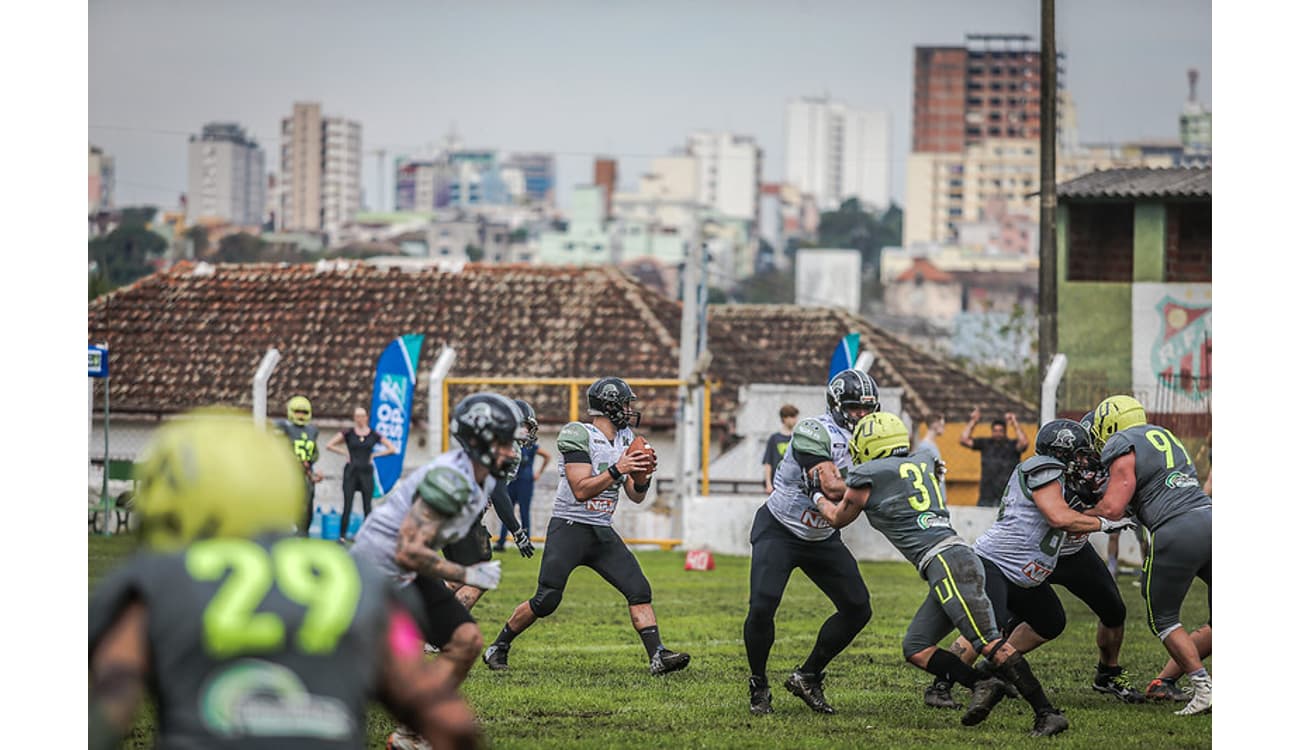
1133;203;1165;282
1056;200;1170;412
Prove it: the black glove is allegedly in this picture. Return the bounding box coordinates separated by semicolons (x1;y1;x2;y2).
934;459;948;480
513;528;535;558
799;466;823;498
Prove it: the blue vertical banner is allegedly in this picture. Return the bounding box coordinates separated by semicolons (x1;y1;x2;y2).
370;334;424;497
828;332;860;383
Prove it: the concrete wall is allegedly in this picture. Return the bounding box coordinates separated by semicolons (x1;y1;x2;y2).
678;494;1146;565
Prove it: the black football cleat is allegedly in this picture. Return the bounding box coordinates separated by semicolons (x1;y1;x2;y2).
784;669;835;714
650;648;691;676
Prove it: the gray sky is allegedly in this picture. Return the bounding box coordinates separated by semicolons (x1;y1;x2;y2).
89;0;1211;211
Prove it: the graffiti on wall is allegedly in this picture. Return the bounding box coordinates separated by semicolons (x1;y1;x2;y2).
1132;284;1212;412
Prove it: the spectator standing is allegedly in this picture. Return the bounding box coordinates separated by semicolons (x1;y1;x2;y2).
325;406;397;541
761;404;800;495
959;407;1029;507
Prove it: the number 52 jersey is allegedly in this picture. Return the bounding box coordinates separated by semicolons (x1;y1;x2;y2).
89;534;399;748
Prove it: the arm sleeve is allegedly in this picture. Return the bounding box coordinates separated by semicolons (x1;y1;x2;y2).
488;479;521;533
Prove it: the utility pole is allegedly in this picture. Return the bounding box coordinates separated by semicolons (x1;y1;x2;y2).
675;237;702;513
370;148;388;212
1038;0;1059;382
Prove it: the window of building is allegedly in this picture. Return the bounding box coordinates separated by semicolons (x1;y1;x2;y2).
1165;200;1211;282
1067;202;1134;281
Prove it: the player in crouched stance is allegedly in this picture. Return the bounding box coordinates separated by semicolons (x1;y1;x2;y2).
816;411;1069;737
482;376;690;677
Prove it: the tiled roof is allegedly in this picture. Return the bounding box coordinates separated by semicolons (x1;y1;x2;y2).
1056;167;1211;200
705;305;1036;425
894;258;956;284
87;262;1033;428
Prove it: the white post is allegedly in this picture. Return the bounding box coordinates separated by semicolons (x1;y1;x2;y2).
427;346;458;455
853;350;875;374
676;239;702;504
1040;352;1069;424
252;348;281;429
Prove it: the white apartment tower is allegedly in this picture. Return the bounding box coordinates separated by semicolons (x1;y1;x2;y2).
784;96;890;211
186;123;266;227
279;102;362;239
686;131;762;223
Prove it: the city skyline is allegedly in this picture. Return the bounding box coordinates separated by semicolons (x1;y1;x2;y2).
89;0;1211;212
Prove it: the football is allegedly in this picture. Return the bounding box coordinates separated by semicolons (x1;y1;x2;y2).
627;435;657;484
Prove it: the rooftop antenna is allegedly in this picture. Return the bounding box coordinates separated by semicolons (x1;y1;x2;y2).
1187;68;1199;103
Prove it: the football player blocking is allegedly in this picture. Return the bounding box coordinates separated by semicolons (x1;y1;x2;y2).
482;377;690;677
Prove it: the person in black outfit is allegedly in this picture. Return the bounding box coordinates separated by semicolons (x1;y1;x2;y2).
325;406;397;540
958;407;1029;507
761;404;799;495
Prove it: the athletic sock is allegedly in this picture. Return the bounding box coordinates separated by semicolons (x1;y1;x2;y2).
637;626;664;658
996;652;1055;714
493;624;519;648
1188;668;1208;680
1096;663;1121;677
925;650;980;689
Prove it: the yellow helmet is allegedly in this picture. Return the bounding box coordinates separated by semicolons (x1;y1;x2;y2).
134;407;304;551
1090;394;1147;452
286;395;312;426
850;411;911;464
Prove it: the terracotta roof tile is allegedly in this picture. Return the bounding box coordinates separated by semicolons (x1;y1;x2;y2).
88;263;1032;429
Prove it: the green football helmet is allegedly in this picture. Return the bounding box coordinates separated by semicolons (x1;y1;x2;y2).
134;407;304;551
849;411;911;463
1090;394;1148;452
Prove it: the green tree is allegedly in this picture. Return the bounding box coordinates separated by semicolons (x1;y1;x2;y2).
732;268;795;304
183;225;209;258
213;232;266;263
466;244;484;262
87;216;168;291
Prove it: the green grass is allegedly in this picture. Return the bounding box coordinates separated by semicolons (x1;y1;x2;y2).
89;535;1210;749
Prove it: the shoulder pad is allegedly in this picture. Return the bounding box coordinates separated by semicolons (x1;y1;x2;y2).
1021;455;1065;491
417;466;474;516
791;418;833;461
557;422;592;454
1100;429;1138;465
88;553;170;653
845;462;877;489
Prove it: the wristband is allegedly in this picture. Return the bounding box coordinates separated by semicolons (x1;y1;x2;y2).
607;465;624;483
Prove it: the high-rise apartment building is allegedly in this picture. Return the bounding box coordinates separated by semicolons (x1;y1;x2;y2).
1179;68;1211;161
186;123;266;227
687;131;762;223
912;34;1051;153
278;102;361;239
784;96;890;211
594;157;618;217
89;145;115;214
502;152;557;205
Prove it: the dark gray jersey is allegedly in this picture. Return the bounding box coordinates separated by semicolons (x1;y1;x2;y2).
1101;424;1211;530
89;535;394;748
845;454;963;574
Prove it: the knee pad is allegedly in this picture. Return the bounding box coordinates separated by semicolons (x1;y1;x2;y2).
1033;610;1066;641
624;583;652;607
1097;599;1126;629
901;636;928;661
746;593;782;624
529;587;564;618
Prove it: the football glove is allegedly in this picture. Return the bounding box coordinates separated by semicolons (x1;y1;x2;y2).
513;528;535;558
463;560;502;590
1098;516;1136;534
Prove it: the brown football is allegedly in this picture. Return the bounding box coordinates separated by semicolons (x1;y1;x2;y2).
627;435;657;484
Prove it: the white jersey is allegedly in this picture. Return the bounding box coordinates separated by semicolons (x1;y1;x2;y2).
973;455;1069;588
765;412;853;542
350;447;494;582
552;422;636;527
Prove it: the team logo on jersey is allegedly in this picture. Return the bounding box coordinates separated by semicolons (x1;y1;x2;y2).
200;658;354;739
1151;296;1212;402
1164;471;1200;490
916;512;951;531
1049;429;1077;450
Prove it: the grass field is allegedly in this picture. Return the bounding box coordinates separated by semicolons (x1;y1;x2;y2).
89;534;1211;749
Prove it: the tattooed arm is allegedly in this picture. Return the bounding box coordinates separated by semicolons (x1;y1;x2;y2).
393;502;470;584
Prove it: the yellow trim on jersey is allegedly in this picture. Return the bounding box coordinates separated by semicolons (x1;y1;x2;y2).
1142;526;1157;635
936;552;987;647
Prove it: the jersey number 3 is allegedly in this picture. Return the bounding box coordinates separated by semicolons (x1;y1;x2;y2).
186;538;362;659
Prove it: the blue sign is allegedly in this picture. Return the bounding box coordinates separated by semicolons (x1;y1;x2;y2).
828;333;859;384
88;345;109;378
370;334;424;497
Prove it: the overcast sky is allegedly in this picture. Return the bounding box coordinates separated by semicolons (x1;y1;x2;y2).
88;0;1211;211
